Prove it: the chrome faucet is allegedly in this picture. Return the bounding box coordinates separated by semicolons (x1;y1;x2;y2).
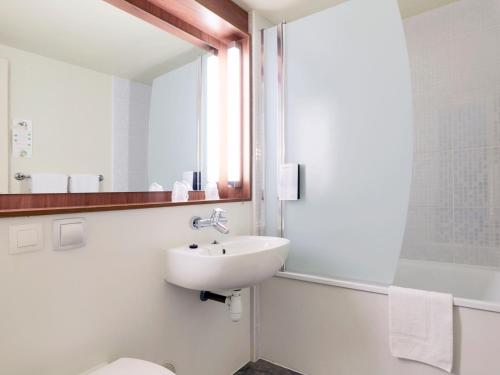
190;208;229;234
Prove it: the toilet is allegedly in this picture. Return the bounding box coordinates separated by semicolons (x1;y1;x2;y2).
87;358;174;375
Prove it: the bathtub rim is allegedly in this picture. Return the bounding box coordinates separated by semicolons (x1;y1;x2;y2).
276;271;500;313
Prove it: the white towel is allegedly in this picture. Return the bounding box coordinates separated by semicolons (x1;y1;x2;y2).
171;181;189;202
30;173;68;193
205;182;220;200
278;163;300;200
389;286;453;372
148;182;164;192
69;174;100;193
182;171;194;190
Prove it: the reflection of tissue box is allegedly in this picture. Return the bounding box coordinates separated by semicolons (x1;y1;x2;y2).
182;171;201;191
205;182;219;200
278;163;300;201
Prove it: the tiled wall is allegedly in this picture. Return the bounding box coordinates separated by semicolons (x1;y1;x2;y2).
127;81;152;191
401;0;500;267
112;77;152;191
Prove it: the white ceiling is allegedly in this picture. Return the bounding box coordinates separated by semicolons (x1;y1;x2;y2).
0;0;204;84
0;0;458;83
233;0;458;24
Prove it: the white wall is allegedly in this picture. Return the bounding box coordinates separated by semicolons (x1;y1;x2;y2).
259;277;500;375
0;202;252;375
0;43;113;193
148;59;200;191
112;77;152;192
401;0;500;268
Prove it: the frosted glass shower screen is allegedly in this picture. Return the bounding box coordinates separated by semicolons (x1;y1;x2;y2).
263;0;413;284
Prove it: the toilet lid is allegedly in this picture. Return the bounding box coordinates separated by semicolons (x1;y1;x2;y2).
88;358;174;375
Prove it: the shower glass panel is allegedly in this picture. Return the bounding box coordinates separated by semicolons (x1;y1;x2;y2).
263;0;413;284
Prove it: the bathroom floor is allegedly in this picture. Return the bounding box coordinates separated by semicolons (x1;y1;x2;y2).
234;360;301;375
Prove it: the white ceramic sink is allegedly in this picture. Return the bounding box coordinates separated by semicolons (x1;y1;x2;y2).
164;236;289;291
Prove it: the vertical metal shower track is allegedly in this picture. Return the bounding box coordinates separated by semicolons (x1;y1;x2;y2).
259;23;287;262
277;22;286;269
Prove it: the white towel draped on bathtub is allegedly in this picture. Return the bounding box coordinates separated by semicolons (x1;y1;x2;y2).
388;286;453;372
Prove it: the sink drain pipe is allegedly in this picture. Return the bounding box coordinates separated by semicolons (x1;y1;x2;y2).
200;290;242;322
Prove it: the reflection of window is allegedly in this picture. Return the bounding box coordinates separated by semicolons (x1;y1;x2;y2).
227;44;242;184
206;54;220;183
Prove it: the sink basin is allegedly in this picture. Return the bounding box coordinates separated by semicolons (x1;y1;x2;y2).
164;236;289;291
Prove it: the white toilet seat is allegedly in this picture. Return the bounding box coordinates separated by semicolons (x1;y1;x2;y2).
88;358;174;375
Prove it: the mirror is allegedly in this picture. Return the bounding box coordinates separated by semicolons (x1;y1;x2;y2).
0;0;235;197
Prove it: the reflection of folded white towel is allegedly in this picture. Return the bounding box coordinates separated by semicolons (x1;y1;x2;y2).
148;182;164;192
69;174;99;193
389;286;453;372
172;181;189;202
30;173;68;193
205;182;219;200
182;171;194;190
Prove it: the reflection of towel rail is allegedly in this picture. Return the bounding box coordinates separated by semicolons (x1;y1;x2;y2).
14;173;104;182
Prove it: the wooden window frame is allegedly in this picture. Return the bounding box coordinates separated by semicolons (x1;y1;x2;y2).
0;0;251;217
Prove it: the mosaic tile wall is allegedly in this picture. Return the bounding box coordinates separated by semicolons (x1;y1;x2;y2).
401;0;500;267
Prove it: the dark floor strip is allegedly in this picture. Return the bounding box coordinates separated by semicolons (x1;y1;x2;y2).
234;359;302;375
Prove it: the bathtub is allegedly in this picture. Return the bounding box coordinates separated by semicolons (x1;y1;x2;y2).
277;259;500;313
394;259;500;306
263;267;500;374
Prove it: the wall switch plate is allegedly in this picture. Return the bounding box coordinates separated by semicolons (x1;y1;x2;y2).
53;218;86;250
11;119;33;158
9;224;44;254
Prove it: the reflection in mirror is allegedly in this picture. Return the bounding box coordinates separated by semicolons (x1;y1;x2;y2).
0;0;223;195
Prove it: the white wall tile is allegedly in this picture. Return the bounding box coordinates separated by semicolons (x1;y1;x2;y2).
402;0;500;267
409;151;452;207
112;77;152;192
453;148;499;208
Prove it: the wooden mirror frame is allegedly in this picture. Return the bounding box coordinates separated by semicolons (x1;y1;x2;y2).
0;0;251;217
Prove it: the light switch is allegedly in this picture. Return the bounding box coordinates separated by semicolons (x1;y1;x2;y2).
60;223;84;247
9;224;43;254
17;229;39;248
53;218;86;250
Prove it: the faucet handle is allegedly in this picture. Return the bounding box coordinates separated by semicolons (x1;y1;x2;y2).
211;208;226;220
